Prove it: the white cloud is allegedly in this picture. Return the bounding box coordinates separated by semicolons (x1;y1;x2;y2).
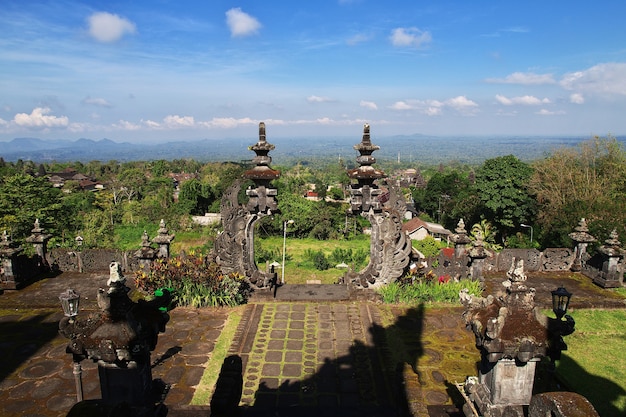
0;118;8;127
389;27;432;48
225;8;261;37
390;100;415;110
446;96;478;110
570;93;585;104
87;12;136;43
83;96;112;108
359;100;378;110
307;95;334;103
164;115;195;128
536;109;566;116
496;94;550;105
347;33;371;46
389;97;475;115
201;117;258;129
13;107;69;128
560;63;626;96
143;119;161;128
486;72;556;85
114;120;141;130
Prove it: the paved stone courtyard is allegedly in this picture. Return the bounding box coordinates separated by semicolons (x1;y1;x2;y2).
0;271;623;416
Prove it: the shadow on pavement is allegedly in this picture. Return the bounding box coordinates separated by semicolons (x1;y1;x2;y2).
0;312;62;384
210;305;426;417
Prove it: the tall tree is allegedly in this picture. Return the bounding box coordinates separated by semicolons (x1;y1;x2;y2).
0;174;64;239
529;136;626;246
474;155;536;241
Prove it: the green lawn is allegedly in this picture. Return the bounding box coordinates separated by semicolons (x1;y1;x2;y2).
556;309;626;416
255;236;370;284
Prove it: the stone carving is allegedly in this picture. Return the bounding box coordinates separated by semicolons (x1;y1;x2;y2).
60;267;170;415
345;124;411;288
460;266;577;417
505;257;527;282
568;218;596;272
214;122;280;289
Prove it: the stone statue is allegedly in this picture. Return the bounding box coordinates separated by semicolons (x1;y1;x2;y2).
107;261;126;289
506;257;527;282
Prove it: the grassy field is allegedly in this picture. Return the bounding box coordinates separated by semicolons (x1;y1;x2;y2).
255;236;370;284
556;309;626;416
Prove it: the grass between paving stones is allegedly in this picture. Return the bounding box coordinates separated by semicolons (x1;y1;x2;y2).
191;306;244;405
555;308;626;416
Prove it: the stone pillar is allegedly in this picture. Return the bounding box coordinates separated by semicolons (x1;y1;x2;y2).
60;262;170;416
24;218;52;269
134;231;158;270
0;230;24;290
460;265;575;417
468;231;488;282
568;218;596;272
594;229;624;288
451;219;471;259
151;219;175;259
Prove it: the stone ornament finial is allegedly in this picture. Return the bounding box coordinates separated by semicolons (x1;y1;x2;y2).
107;261;126;290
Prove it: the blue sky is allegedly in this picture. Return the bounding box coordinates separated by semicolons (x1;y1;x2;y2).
1;0;626;142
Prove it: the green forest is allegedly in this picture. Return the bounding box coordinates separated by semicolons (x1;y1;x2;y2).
1;136;625;255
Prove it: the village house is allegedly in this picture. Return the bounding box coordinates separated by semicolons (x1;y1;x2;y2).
402;217;452;242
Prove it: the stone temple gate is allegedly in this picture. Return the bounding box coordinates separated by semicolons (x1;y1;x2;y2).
213;122;411;290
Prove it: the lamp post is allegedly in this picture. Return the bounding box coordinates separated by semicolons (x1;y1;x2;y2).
521;223;533;243
282;220;294;285
551;286;572;320
59;289;83;402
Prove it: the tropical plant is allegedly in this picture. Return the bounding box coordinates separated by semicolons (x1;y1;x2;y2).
134;252;251;307
471;220;502;251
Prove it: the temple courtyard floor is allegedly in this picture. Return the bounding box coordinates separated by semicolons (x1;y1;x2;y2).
0;270;624;417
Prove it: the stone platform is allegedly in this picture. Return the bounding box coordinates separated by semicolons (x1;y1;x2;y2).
0;271;623;417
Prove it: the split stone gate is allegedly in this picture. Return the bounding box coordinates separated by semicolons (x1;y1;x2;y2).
213;122;411;290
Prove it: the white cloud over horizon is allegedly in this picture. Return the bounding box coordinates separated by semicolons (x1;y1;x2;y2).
389;27;432;48
13;107;69;128
486;72;556;85
225;8;261;38
87;12;136;43
495;95;551;106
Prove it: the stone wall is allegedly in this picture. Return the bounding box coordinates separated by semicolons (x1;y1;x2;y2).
48;248;140;273
426;247;575;279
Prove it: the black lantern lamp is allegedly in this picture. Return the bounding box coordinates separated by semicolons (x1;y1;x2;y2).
59;289;81;322
551;287;572;320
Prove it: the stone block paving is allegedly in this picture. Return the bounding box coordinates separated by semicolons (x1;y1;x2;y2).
225;301;477;416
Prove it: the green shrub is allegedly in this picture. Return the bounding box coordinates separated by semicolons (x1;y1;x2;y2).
134;251;250;307
412;236;447;259
378;278;482;304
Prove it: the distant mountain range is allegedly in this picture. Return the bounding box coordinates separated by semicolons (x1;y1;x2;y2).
1;135;622;165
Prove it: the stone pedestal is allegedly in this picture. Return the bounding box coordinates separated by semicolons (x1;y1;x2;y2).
479;358;540;406
568;218;596;272
135;231;158;270
151;220;175;259
24;219;52;271
0;231;24;290
593;230;624;288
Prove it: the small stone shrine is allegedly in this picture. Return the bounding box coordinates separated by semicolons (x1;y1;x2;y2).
568;218;596;272
151;219;175;259
593;229;624;288
214;122;280;289
60;261;170;417
459;258;577;417
344;123;411;288
135;230;158;270
25;218;52;269
0;230;24;289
